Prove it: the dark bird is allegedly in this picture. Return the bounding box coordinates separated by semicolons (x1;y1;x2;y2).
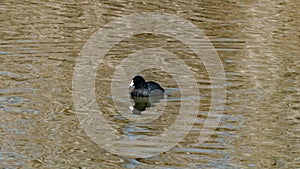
129;75;165;97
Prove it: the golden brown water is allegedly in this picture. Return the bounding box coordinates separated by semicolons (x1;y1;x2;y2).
1;0;299;168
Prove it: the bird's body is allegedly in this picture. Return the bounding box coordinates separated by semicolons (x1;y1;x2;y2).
130;76;165;97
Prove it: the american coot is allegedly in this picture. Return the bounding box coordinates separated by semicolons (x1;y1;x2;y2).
129;75;165;97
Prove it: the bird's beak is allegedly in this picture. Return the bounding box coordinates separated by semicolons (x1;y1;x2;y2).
129;80;134;87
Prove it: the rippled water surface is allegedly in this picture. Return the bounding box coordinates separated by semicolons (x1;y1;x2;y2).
1;0;299;168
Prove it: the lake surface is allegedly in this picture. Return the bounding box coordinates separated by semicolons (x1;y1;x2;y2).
0;0;299;168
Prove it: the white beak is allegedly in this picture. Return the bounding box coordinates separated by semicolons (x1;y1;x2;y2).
129;80;134;87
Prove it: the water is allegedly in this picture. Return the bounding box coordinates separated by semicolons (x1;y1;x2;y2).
1;0;299;168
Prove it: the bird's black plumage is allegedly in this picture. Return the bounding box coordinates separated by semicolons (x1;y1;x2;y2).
130;75;164;97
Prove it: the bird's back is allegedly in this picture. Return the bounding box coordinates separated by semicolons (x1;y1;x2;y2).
146;81;165;92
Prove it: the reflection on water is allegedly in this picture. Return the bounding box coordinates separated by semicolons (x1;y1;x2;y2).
1;0;299;168
130;95;164;115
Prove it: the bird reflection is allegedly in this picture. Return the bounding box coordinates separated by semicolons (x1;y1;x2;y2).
130;95;164;115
